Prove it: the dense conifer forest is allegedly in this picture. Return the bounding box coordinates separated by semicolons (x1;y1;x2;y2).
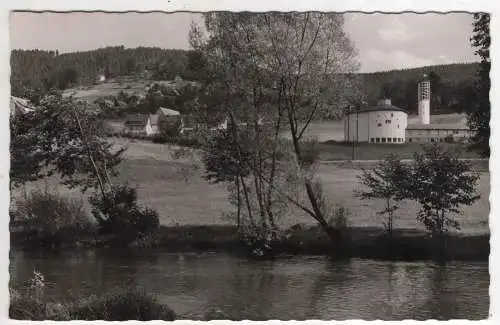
10;46;479;115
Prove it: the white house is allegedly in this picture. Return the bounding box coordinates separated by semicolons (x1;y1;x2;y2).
344;99;408;144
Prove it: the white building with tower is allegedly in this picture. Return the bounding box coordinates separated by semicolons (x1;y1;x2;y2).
343;73;473;144
344;99;408;144
406;73;473;143
417;74;431;124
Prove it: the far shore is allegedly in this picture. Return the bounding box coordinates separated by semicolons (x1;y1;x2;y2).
10;225;490;262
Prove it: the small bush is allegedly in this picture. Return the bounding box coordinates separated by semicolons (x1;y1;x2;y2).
89;185;160;244
151;134;167;144
444;135;455;143
71;290;176;321
13;186;94;243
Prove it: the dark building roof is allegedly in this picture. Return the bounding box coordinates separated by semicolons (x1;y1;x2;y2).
346;99;408;116
124;114;149;126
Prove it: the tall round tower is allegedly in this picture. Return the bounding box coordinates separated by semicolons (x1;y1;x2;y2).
417;74;431;124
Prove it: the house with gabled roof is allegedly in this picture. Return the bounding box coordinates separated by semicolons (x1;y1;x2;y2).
123;107;183;137
124;114;154;136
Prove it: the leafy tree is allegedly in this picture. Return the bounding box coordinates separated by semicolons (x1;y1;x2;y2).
10;92;126;220
125;57;137;74
407;144;481;238
158;117;183;141
466;13;490;157
191;12;359;246
356;154;409;238
58;67;78;89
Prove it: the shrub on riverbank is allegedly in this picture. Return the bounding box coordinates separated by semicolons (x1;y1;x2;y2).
10;274;176;321
10;187;96;248
71;290;176;321
89;185;160;246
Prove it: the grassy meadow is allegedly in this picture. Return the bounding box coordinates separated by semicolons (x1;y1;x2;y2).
63;77;150;102
11;135;490;236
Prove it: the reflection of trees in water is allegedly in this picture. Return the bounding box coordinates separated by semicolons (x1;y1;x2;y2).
196;257;335;320
203;260;287;320
419;264;454;320
305;259;351;319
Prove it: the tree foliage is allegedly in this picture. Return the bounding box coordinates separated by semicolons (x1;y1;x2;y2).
192;12;359;247
10;92;126;193
356;154;409;237
89;184;160;240
408;144;481;235
466;13;490;157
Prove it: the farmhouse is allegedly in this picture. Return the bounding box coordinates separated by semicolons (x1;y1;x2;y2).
344;99;408;144
344;73;473;144
123;114;154;136
123;107;182;137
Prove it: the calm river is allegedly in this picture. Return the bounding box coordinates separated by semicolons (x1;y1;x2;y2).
9;249;489;320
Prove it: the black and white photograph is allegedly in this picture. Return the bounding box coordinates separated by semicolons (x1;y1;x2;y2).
7;8;491;321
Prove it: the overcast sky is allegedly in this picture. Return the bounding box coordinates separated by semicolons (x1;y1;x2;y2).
9;12;479;73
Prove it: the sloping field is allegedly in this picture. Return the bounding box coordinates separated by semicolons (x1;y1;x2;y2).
13;138;490;235
63;78;151;102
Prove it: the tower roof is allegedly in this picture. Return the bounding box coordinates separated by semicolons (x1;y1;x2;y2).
419;73;431;83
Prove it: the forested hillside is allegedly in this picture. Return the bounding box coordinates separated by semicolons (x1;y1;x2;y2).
10;46;198;98
360;63;480;115
10;47;479;115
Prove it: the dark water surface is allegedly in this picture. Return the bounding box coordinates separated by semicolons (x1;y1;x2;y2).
10;249;489;320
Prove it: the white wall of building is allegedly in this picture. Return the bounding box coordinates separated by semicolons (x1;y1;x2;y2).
344;109;408;144
367;110;407;143
418;99;430;124
418;79;431;124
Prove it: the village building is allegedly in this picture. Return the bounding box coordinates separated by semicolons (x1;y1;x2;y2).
123;107;182;137
344;99;408;144
405;123;473;143
344;73;473;144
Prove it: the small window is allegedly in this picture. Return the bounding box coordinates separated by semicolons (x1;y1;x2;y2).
397;124;400;129
391;113;394;117
393;137;397;142
430;138;435;142
385;120;391;124
370;138;374;143
388;138;392;143
409;138;412;143
376;138;380;143
382;137;386;143
377;123;382;127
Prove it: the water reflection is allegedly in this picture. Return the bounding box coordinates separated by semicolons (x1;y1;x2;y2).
9;250;488;320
